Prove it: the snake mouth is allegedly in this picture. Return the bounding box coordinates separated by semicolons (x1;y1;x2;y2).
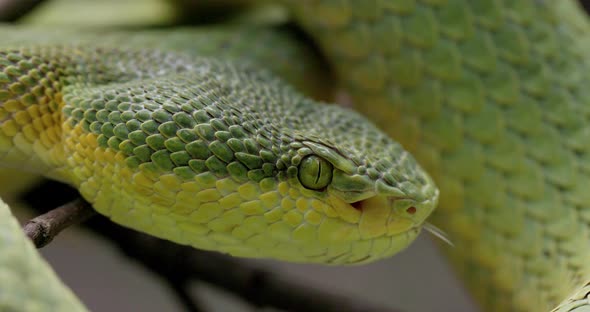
346;195;431;239
350;196;417;216
350;200;364;210
350;197;418;215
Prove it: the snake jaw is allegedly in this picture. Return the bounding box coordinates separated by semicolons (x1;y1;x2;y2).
329;170;437;218
351;195;416;238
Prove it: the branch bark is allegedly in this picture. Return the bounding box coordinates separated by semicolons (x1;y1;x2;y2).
23;198;96;248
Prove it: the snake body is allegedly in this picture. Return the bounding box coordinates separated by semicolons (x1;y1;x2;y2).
285;1;590;311
1;1;590;311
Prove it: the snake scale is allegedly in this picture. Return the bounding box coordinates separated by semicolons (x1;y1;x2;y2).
1;1;590;311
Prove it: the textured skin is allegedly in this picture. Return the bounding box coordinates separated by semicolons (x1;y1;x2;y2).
285;0;590;311
0;25;437;267
2;0;590;311
554;282;590;312
0;198;87;311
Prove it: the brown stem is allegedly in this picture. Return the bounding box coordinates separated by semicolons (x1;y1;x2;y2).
23;198;96;248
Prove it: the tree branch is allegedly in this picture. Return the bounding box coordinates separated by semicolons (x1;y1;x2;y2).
23;198;96;248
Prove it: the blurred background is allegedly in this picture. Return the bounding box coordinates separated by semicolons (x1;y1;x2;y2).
0;0;484;311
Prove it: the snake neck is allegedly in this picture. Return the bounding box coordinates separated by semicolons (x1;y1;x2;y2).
0;47;67;178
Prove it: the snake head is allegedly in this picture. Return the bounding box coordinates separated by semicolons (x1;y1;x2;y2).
257;104;439;265
57;58;438;266
275;133;438;264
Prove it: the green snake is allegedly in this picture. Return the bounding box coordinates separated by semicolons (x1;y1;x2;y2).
2;1;590;311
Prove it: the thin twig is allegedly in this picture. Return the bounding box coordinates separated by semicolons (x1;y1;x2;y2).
0;0;46;22
23;198;96;248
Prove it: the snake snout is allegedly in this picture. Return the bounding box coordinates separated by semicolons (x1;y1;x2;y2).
343;195;423;239
388;197;429;235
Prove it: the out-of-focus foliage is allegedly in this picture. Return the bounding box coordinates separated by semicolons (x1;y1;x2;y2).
21;0;175;26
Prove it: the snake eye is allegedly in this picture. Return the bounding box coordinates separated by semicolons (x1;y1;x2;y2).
298;155;333;190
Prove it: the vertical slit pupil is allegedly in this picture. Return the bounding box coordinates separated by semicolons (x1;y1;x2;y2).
315;161;322;184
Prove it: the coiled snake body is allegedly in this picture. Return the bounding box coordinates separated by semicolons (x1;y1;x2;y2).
1;1;590;311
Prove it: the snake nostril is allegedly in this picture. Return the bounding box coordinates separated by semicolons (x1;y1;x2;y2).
406;206;417;215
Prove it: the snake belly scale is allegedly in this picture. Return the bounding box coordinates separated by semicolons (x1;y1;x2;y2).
2;0;590;311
